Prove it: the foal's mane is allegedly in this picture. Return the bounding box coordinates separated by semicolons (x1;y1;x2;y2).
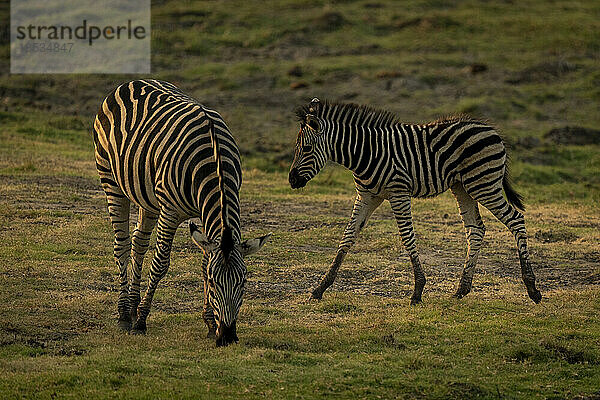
296;100;400;128
295;100;482;128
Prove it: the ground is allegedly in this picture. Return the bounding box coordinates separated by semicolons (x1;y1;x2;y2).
1;0;599;399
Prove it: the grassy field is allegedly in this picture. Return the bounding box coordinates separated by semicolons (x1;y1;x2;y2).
1;0;600;398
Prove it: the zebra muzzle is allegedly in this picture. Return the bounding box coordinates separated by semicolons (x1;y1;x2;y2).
289;168;307;189
216;321;239;347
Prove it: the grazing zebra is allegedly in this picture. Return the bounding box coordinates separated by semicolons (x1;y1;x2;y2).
289;98;541;304
93;79;270;346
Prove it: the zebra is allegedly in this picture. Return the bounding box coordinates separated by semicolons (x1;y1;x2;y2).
289;98;541;304
93;79;270;346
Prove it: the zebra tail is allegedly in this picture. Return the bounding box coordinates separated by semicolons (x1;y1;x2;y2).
502;165;525;212
207;115;234;255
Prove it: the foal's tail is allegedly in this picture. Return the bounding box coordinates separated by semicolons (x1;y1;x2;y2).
502;163;525;212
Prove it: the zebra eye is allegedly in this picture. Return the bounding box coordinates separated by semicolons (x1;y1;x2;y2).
302;145;312;153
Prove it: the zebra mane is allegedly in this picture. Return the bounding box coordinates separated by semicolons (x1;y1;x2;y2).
207;116;234;255
426;113;480;126
296;100;400;128
296;101;486;129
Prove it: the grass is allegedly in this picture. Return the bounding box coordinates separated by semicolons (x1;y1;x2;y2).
1;110;599;399
1;0;600;398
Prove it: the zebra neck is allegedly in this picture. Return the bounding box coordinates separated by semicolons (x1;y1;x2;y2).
328;124;389;174
203;209;241;244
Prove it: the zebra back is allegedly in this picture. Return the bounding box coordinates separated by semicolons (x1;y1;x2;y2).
93;79;242;244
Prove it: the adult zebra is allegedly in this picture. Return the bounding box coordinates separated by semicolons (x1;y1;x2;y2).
93;79;270;346
289;98;541;304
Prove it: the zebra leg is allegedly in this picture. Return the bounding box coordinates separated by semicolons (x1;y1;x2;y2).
200;252;217;338
470;189;542;303
310;191;383;300
128;208;158;324
101;186;132;330
451;183;485;299
132;210;180;334
389;195;426;305
96;145;132;330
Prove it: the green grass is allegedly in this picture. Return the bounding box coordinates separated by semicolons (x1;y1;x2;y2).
1;0;600;398
1;292;599;399
1;111;599;399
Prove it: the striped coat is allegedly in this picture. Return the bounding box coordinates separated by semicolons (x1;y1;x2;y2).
94;80;269;345
289;99;540;304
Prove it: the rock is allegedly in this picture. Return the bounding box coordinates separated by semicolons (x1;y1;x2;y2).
287;65;303;77
544;126;600;145
290;81;308;90
470;63;488;75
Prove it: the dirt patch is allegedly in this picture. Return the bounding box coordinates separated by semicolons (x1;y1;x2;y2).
2;176;598;307
238;198;598;299
506;60;578;84
0;174;103;216
534;229;579;243
544;126;600;146
0;174;99;192
0;327;79;353
241;199;353;231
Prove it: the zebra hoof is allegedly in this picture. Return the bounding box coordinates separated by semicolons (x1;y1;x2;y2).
528;289;542;304
310;290;323;301
410;297;422;305
130;320;147;335
453;287;471;299
117;319;131;332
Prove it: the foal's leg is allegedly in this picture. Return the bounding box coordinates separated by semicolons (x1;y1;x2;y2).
389;194;426;305
311;191;383;299
468;185;542;303
451;183;486;299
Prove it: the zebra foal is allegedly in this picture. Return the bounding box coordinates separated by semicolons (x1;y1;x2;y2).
93;79;270;346
289;98;541;304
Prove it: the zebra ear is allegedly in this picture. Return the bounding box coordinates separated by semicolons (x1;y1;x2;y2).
306;114;320;132
236;233;272;257
190;221;218;253
309;97;320;113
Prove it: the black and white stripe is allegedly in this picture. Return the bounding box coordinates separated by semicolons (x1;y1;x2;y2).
94;79;269;345
289;98;541;304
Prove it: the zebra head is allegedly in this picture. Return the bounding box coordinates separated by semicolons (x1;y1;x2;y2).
190;222;271;346
289;98;329;189
189;115;270;346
